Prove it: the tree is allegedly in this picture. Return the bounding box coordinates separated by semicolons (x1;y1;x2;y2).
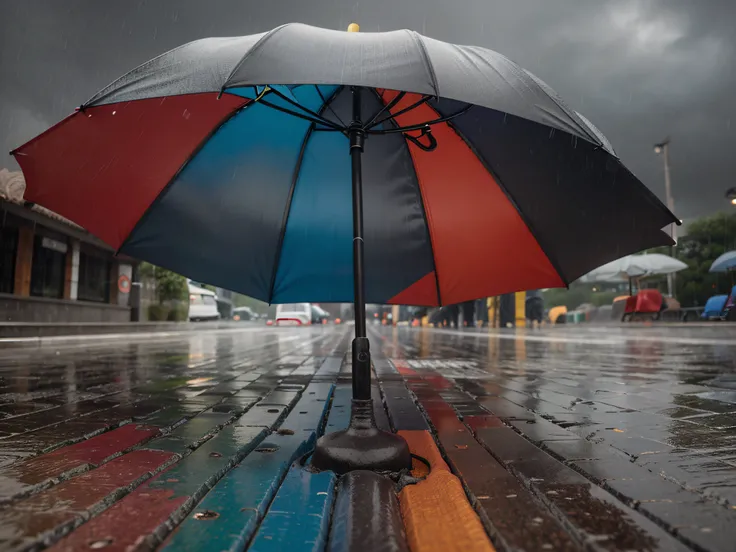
139;262;188;302
138;263;189;321
671;212;736;307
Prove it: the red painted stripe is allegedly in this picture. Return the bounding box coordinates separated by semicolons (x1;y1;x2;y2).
379;91;564;304
48;484;186;552
14;93;247;249
1;450;174;550
388;271;439;306
7;424;160;487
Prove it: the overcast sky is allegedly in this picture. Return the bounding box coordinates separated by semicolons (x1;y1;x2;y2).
1;0;734;220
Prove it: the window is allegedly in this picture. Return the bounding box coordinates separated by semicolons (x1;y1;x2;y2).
78;250;111;303
203;295;217;306
30;234;66;299
280;303;307;312
0;225;18;294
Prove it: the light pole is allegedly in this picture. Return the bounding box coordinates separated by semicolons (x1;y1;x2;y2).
727;187;736;206
655;138;676;297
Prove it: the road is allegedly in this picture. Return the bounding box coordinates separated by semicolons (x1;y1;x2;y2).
0;323;733;551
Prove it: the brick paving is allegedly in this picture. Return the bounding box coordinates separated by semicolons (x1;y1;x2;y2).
0;323;733;551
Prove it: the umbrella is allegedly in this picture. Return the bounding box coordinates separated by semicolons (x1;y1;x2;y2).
10;23;678;473
581;253;687;281
710;251;736;273
580;253;687;295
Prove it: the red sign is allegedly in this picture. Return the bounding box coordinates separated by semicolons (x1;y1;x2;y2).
118;274;131;293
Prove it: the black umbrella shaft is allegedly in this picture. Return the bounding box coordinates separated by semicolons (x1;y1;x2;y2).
350;87;367;340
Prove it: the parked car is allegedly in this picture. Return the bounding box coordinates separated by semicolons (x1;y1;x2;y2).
275;303;311;326
233;306;258;321
188;283;220;322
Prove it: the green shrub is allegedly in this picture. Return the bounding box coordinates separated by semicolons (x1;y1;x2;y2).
167;303;189;322
148;304;170;321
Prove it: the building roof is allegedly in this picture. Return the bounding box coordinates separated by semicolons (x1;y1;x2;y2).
0;168;84;231
0;168;137;262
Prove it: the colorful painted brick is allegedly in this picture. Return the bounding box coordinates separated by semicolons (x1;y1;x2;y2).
249;464;336;552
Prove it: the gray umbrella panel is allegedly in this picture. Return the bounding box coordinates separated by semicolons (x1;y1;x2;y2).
86;23;608;151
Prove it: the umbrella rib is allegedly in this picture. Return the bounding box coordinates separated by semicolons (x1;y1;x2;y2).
315;85;346;128
264;87;346;131
266;86;343;304
364;90;406;128
366;104;473;135
364;95;432;130
257;98;346;133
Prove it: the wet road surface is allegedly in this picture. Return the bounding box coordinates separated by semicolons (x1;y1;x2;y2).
0;323;732;551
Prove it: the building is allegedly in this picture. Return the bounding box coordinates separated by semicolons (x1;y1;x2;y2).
0;169;136;323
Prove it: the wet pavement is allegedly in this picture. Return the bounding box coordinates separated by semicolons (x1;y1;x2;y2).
0;322;733;551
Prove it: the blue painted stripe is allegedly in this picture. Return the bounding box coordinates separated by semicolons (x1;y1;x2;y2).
249;465;336;552
161;362;337;551
271;130;352;303
122;86;336;301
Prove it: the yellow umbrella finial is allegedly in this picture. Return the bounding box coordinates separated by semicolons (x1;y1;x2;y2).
347;23;360;33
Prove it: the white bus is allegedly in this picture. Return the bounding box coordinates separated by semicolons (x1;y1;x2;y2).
188;282;220;322
275;303;311;326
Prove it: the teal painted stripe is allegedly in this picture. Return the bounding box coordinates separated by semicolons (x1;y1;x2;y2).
161;383;336;551
249;465;336;552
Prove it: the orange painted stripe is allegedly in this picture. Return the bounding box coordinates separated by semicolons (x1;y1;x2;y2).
399;430;496;552
380;90;563;305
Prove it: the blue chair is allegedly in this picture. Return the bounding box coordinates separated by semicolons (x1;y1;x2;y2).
702;295;728;320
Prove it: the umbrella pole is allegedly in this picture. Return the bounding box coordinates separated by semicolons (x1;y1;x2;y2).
310;84;411;474
350;85;370;401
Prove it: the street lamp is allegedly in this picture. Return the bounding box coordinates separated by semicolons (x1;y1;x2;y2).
654;138;676;296
726;187;736;206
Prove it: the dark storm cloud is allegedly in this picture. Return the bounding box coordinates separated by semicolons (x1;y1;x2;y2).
1;0;734;220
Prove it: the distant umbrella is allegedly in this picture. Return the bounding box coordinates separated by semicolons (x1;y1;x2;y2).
709;251;736;273
580;253;687;283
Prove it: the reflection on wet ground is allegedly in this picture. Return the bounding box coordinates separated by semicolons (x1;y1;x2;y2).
0;323;733;551
381;325;736;504
372;323;736;552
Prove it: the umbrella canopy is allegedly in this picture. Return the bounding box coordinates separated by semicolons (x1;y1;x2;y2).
12;23;677;308
710;251;736;273
580;253;687;283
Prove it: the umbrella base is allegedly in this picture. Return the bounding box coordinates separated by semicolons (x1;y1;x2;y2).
311;399;412;474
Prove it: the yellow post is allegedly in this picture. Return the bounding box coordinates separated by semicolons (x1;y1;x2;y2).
515;292;526;328
347;23;360;32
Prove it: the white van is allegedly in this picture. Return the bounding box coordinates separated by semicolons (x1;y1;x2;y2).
275;303;311;326
188;283;220;322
